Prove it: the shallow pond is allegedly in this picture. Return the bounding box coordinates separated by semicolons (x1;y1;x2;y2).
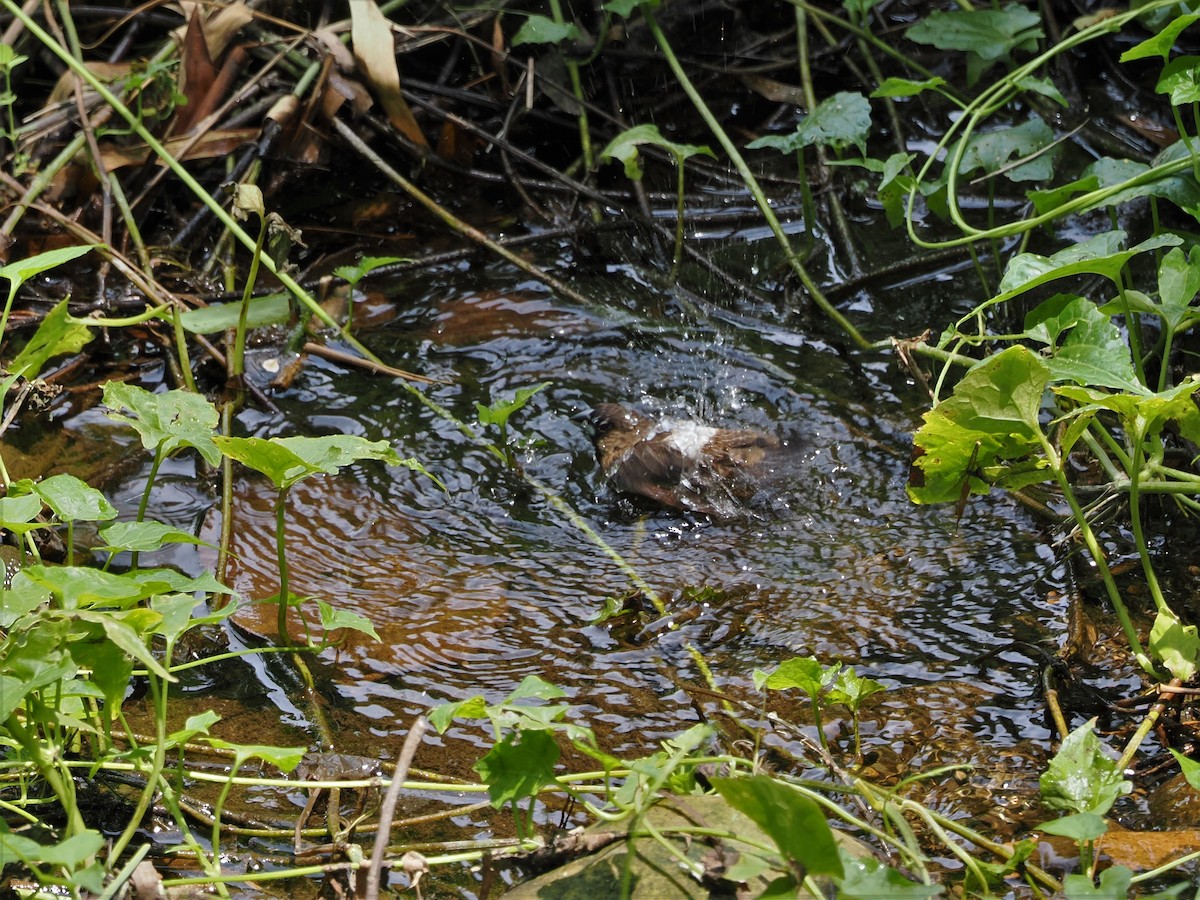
4;222;1152;893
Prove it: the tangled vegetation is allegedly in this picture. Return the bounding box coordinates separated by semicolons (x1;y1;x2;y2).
3;0;1200;897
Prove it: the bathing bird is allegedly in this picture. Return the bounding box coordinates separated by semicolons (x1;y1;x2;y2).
589;403;779;516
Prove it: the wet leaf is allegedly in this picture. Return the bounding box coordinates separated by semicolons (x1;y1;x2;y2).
177;292;291;334
7;300;93;380
1157;56;1200;105
1039;811;1108;842
0;493;43;528
956;117;1056;182
906;4;1041;83
755;655;837;696
214;434;405;490
512;15;581;46
1040;719;1130;816
828;667;887;712
166;710;221;748
507;674;567;703
0;827;104;871
1122;14;1200;62
1061;865;1133;899
1154;246;1200;332
711;775;843;877
1022;295;1140;392
428;696;488;733
836;850;943;898
333;255;406;286
0;245;95;297
317;599;380;641
748;91;871;156
207;738;307;773
475;382;552;427
600;124;714;180
24;474;117;524
870;76;946;99
103;383;221;466
604;0;659;17
97;521;210;554
909;346;1050;504
474;729;560;808
21;565;148;609
1150;610;1200;682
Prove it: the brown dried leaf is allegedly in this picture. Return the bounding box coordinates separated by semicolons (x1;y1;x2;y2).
170;1;253;59
739;74;807;106
176;11;216;132
98;129;258;171
349;0;428;146
47;62;129;106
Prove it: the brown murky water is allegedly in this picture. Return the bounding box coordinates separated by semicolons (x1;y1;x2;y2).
7;241;1151;893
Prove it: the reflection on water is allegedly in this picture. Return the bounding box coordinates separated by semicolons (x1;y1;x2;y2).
101;267;1097;850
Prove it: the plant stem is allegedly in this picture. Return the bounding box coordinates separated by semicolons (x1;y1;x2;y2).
640;4;871;350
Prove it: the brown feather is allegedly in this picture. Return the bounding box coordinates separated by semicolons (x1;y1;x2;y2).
589;404;779;515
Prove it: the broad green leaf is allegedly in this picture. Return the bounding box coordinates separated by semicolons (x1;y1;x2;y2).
28;474;117;523
1055;378;1200;443
906;4;1041;83
150;592;204;643
1155;246;1200;331
316;600;380;641
69;637;133;714
827;667;887;712
7;300;93;379
870;77;945;98
21;565;148;609
177;293;291;335
1157;56;1200;104
0;617;75;692
957;117;1056;183
1061;865;1133;899
836;849;943;898
0;827;104;870
206;738;307;772
1150;609;1200;682
474;729;560;808
710;776;843;877
506;674;568;703
103;383;221;466
332;255;406;286
512;15;581;46
754;655;836;696
1022;295;1141;392
428;696;489;733
748;92;871;156
0;245;95;294
600;124;713;181
0;572;51;628
1122;14;1200;62
167;710;221;747
475;382;553;428
603;0;657;17
1016;75;1066;107
909;347;1050;504
215;434;405;490
1028;175;1100;217
0;493;43;527
1037;811;1108;842
97;521;210;554
987;232;1180;312
1039;719;1129;816
73;609;171;680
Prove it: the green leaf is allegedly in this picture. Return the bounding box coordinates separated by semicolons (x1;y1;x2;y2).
870;77;945;99
215;434;405;490
506;674;567;703
28;473;117;524
0;493;43;528
906;4;1042;83
603;0;657;17
710;776;843;877
103;383;221;466
512;15;581;46
166;710;221;748
748;92;871;156
428;696;489;733
1016;75;1067;107
332;255;406;286
1170;748;1200;793
474;729;560;808
988;232;1180;311
0;826;104;871
956;117;1056;183
0;245;95;294
206;738;307;773
836;849;943;898
909;346;1050;504
21;565;149;609
176;293;292;335
97;521;210;554
73;609;171;681
316;599;380;641
1062;865;1133;899
827;667;887;712
1039;719;1130;816
1157;56;1200;105
1037;811;1108;842
1155;246;1200;332
474;382;553;428
755;656;837;698
1122;14;1200;62
1150;609;1200;682
1022;295;1141;392
69;637;133;715
7;299;93;380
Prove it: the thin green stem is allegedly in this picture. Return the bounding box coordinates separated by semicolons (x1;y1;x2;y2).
640;4;871;350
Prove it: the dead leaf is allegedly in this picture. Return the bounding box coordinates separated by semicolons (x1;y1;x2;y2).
98;129;258;171
171;1;253;59
740;74;807;107
349;0;428;146
176;11;216;132
47;62;130;106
